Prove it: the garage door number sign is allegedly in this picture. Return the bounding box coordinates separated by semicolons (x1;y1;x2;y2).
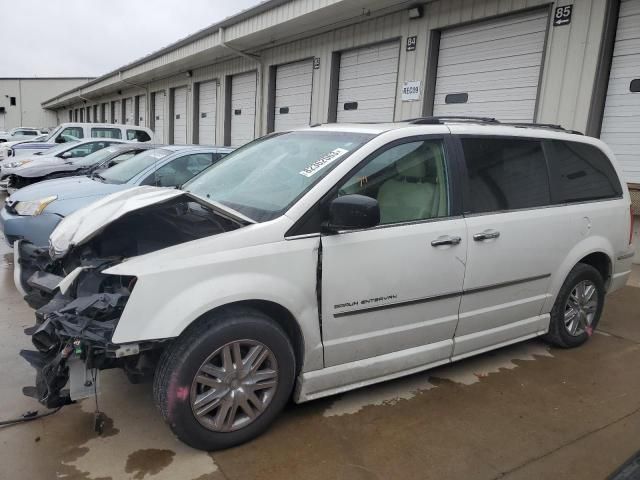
401;81;421;101
553;5;573;26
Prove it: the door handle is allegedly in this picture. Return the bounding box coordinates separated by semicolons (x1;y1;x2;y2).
431;235;462;247
473;229;500;241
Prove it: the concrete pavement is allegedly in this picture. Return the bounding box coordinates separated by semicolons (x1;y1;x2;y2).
0;240;638;480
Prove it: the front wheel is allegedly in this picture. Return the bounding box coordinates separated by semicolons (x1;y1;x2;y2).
153;308;296;450
544;263;605;348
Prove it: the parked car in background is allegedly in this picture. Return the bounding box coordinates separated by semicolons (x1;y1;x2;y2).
13;120;634;451
1;143;156;190
0;134;50;161
0;139;127;190
4;123;154;159
1;145;232;246
0;127;44;143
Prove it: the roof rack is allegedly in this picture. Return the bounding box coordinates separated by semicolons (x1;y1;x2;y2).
407;116;583;135
499;122;583;135
408;116;499;125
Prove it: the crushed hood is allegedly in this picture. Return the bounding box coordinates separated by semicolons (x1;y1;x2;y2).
50;187;184;258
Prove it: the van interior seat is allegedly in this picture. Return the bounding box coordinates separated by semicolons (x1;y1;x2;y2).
377;149;439;224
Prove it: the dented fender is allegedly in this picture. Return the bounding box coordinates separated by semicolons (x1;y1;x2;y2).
106;235;325;372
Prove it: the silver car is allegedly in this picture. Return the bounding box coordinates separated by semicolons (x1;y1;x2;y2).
0;138;127;190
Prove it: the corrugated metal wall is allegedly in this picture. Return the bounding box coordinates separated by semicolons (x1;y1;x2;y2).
61;0;607;145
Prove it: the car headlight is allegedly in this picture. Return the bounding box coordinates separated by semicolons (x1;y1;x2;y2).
6;159;32;168
14;196;57;216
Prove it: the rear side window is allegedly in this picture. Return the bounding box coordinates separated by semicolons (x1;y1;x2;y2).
58;127;84;142
544;140;622;203
461;137;550;214
92;128;122;139
127;129;151;141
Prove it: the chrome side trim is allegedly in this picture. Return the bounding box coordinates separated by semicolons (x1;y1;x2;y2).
333;273;551;318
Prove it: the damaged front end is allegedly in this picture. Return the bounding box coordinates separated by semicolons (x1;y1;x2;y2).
18;187;248;409
21;284;137;408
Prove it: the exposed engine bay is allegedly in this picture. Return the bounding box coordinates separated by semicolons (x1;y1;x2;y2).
18;194;246;408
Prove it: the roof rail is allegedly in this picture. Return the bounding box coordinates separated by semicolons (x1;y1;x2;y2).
407;116;583;135
499;122;583;135
407;116;499;125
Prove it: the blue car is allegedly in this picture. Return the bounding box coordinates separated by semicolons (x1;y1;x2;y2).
0;145;233;246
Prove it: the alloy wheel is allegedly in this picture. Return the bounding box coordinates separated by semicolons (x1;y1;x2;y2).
564;280;599;336
190;339;279;432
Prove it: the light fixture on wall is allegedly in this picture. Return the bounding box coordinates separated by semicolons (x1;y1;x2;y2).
408;6;423;19
186;70;193;78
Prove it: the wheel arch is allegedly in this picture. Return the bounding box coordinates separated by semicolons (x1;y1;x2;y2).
208;300;306;376
542;236;615;313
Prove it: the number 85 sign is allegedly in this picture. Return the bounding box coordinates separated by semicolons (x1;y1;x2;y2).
554;5;573;26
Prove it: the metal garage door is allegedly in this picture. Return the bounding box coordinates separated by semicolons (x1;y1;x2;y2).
172;86;188;144
337;41;399;123
112;100;121;123
101;103;108;122
153;91;166;143
137;95;147;127
433;9;548;122
601;0;640;184
274;59;313;131
125;98;134;125
198;80;217;144
231;71;257;147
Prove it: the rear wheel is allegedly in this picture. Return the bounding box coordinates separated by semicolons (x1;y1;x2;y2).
544;263;605;348
153;308;296;450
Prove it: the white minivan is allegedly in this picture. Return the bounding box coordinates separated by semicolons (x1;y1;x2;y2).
17;118;634;450
4;122;154;159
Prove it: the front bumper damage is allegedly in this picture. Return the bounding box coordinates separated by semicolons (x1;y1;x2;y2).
21;287;133;408
17;189;248;410
18;247;158;409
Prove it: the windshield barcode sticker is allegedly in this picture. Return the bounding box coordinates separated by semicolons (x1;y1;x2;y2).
299;148;349;178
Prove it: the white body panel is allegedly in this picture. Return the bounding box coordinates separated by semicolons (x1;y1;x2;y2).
274;59;313;132
337;41;399;123
321;219;466;367
52;123;632;404
153;92;166;143
198;81;217;144
434;9;548;122
600;0;640;184
230;72;257;147
172;87;188;144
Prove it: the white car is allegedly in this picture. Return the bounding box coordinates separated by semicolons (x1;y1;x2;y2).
17;119;634;450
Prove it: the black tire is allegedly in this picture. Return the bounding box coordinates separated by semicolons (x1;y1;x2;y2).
153;307;296;450
543;263;605;348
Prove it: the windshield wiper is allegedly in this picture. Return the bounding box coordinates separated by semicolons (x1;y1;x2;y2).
91;172;107;182
185;191;256;225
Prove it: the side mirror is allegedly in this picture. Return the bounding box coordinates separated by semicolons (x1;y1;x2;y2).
55;136;65;144
60;151;73;159
326;194;380;232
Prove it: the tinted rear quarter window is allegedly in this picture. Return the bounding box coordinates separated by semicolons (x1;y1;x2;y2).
461;137;550;214
127;129;151;141
544;140;622;203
